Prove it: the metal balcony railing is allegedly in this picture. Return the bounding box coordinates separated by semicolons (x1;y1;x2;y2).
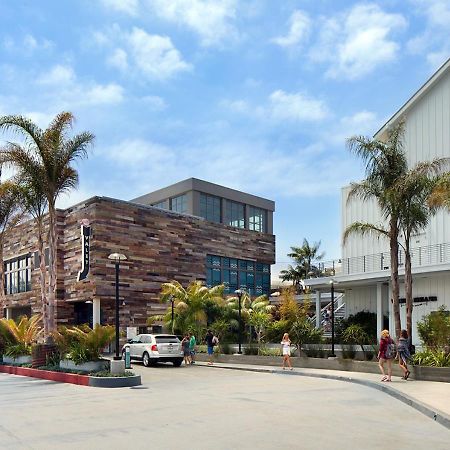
314;242;450;277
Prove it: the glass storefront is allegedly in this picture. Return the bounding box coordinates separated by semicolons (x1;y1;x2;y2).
206;254;270;296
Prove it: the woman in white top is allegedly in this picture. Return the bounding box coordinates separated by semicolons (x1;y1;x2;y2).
281;333;293;370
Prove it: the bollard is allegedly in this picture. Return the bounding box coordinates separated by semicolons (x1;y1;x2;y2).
125;346;131;369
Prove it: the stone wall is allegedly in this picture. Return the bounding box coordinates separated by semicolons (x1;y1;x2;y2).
2;196;275;327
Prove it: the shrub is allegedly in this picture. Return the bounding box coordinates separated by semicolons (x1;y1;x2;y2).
0;315;42;357
338;311;379;343
341;345;356;359
413;349;450;367
53;325;115;365
417;306;450;350
243;345;259;355
289;318;323;356
342;324;371;359
266;320;290;343
259;347;282;357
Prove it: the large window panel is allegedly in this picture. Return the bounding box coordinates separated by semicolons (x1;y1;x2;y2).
205;254;271;296
4;254;32;295
170;194;187;214
248;206;266;232
225;200;245;228
200;193;221;223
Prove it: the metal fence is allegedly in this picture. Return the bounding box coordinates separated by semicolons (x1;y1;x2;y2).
316;242;450;277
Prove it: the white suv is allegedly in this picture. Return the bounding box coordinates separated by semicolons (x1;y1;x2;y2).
122;334;184;367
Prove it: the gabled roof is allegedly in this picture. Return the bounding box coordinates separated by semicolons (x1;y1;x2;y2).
374;57;450;140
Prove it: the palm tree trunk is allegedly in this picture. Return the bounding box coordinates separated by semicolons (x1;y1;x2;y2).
389;218;401;339
37;219;48;338
404;234;413;340
47;202;57;336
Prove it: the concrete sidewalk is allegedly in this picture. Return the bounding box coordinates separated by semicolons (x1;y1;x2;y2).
197;361;450;429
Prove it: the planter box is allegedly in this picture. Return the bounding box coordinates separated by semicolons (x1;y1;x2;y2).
2;355;32;365
59;359;109;373
89;375;141;388
412;365;450;382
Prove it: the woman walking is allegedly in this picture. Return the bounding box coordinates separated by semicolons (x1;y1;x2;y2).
397;329;411;380
378;329;394;381
281;333;293;370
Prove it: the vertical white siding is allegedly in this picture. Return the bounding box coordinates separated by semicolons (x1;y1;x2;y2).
342;69;450;260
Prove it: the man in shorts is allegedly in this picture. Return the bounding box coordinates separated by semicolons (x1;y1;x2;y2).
205;329;214;365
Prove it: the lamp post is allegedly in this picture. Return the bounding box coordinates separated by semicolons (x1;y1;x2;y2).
235;289;244;354
108;252;127;360
329;279;336;358
170;295;175;334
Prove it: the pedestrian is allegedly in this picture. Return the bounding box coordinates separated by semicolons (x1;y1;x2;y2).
281;333;293;370
181;333;191;366
397;329;411;380
205;329;214;365
378;329;394;382
189;332;197;364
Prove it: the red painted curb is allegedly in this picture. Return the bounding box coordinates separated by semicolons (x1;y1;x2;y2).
0;364;90;386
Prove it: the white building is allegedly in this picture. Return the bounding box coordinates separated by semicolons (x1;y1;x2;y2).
306;58;450;345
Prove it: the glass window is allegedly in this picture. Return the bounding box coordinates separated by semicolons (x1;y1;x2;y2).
225;200;245;228
248;206;266;232
170;194;187;214
205;254;271;296
4;254;32;295
200;193;221;223
152;200;167;209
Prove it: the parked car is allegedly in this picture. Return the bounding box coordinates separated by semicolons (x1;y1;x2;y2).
122;334;183;367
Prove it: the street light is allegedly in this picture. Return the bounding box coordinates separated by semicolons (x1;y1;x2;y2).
108;252;127;360
329;279;336;358
170;295;175;334
235;289;245;354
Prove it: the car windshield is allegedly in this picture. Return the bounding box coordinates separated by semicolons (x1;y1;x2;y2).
155;335;179;343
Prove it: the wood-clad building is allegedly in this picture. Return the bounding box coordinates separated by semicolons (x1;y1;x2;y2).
2;179;275;331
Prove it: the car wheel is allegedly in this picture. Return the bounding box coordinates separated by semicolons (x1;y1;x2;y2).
143;352;151;367
173;359;183;367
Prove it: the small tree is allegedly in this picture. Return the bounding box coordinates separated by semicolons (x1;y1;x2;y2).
342;324;370;359
290;318;322;356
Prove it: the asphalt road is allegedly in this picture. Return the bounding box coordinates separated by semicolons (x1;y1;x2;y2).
1;363;449;450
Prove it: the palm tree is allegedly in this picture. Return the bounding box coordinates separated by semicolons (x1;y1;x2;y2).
0;180;22;314
344;121;408;339
279;264;306;290
395;161;450;338
428;173;450;209
0;112;94;337
160;280;224;334
17;179;49;336
288;239;324;278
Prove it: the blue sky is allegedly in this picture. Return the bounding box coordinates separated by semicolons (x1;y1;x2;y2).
1;0;449;277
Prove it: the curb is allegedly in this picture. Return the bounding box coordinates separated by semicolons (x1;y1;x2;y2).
201;363;450;430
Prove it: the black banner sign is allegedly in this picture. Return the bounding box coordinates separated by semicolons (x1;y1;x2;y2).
77;220;91;281
399;296;437;304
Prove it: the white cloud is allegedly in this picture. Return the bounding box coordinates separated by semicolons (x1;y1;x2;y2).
269;90;328;122
222;90;328;123
147;0;238;47
407;1;450;70
3;34;53;54
310;4;407;80
127;27;191;80
141;95;167;110
36;64;124;107
107;48;128;71
271;10;311;48
38;64;76;85
100;0;139;16
95;26;191;81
